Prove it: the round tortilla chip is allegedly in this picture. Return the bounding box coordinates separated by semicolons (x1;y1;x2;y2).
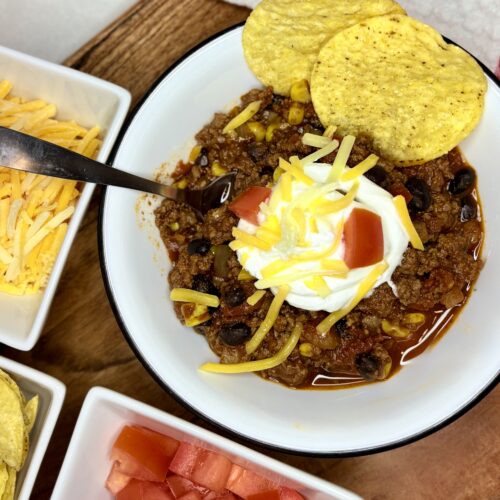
0;377;25;470
310;14;486;165
243;0;406;95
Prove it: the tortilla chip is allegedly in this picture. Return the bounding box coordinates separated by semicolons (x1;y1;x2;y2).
310;14;486;165
23;396;39;434
243;0;406;95
0;466;15;500
0;463;7;499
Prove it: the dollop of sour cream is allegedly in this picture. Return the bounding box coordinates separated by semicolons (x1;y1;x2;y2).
236;162;409;312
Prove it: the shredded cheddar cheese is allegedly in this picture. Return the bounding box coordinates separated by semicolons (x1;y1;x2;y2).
299;138;339;166
200;322;302;374
341;154;379;182
316;261;389;334
170;288;220;307
327;135;355;181
245;285;290;354
232;227;272;251
393;195;424;250
312;181;359;215
302;133;332;149
304;276;330;298
222;101;261;134
246;289;266;306
0;79;101;294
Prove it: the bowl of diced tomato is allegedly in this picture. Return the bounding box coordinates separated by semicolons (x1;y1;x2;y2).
51;387;359;500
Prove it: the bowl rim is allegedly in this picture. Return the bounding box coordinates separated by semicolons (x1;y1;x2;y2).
98;23;500;457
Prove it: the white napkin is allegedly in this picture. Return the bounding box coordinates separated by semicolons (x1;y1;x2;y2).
226;0;500;79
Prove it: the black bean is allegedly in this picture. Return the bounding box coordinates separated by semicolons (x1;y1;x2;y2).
405;177;431;212
223;286;246;307
460;195;477;221
187;238;211;256
191;274;218;296
259;166;274;177
448;168;475;196
364;165;388;186
219;323;251;346
335;318;350;340
355;352;380;380
248;143;267;162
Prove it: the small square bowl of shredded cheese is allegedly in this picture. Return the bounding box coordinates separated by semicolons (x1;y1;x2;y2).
0;45;130;350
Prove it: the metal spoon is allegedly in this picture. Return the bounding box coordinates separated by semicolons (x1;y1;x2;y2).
0;126;236;214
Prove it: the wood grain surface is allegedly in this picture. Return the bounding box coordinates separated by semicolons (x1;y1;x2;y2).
2;0;499;498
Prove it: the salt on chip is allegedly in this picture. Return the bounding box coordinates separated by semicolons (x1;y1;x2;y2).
0;373;25;470
242;0;405;95
311;14;486;165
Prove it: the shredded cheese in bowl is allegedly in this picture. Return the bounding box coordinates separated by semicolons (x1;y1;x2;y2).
0;80;101;295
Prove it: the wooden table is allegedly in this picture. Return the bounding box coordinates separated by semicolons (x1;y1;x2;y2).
2;1;499;498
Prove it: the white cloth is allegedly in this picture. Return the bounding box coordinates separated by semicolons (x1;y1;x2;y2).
226;0;500;78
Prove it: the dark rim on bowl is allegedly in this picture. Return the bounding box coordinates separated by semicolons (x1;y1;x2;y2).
98;23;500;457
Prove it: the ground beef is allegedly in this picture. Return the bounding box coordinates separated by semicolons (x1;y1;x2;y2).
155;87;483;389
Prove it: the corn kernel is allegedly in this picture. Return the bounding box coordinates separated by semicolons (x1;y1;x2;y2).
189;145;202;163
404;312;426;324
290;80;311;103
247;121;266;142
381;319;410;338
266;122;280;142
211;161;227;177
169;222;179;231
299;343;313;357
288;102;304;125
174;178;188;189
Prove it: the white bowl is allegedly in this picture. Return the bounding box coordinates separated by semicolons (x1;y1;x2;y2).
0;355;65;499
0;44;131;351
51;387;359;499
100;26;500;454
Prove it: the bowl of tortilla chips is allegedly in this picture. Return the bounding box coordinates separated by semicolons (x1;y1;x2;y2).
0;356;65;499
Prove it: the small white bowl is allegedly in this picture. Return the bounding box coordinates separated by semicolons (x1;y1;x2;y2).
100;26;500;454
51;387;359;500
0;44;131;351
0;355;65;500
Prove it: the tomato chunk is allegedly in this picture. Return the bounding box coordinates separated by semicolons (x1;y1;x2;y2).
106;462;132;495
226;465;276;499
111;425;179;482
203;492;237;500
117;479;174;500
343;208;384;269
228;186;271;225
247;490;281;500
278;487;304;500
166;475;209;498
169;442;233;492
179;492;203;500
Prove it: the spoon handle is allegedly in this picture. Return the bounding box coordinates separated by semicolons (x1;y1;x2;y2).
0;126;176;198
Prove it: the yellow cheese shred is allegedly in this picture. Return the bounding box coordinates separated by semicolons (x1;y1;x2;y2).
393;195;424;250
170;288;220;307
222;101;261;134
323;125;337;139
255;269;347;289
246;285;290;354
341;154;379;182
317;261;388;334
280;172;292;202
299;138;339;166
279;157;314;186
304;276;330;298
200;322;302;374
312;181;359;215
327;135;355;181
246;289;266;306
302;133;332;149
0;79;101;294
232;228;272;251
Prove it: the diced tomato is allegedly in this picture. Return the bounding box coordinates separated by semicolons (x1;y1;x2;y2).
106;462;131;495
169;443;201;479
343;208;384;269
226;465;276;499
178;492;203;500
228;186;271;225
170;442;232;493
117;479;174;500
203;492;237;500
166;475;209;498
111;425;179;482
278;487;304;500
389;183;412;203
247;489;281;500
